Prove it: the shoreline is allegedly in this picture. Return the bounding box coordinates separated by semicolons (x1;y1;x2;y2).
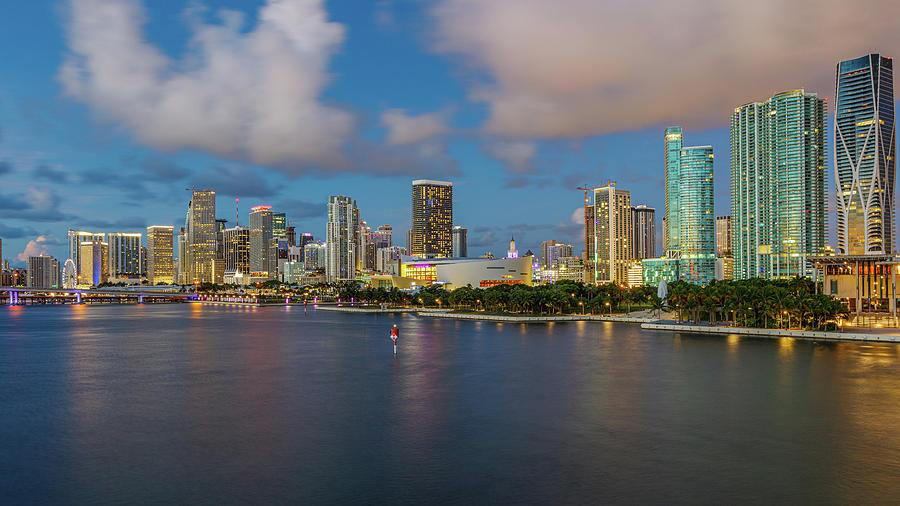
642;322;900;344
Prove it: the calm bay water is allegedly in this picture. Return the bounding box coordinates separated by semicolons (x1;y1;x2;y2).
2;303;900;504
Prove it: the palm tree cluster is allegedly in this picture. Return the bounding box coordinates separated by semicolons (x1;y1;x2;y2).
337;281;657;315
665;278;848;330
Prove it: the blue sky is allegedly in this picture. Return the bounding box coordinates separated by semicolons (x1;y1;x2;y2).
0;0;898;266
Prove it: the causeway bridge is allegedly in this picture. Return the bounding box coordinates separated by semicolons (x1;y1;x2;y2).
1;286;195;305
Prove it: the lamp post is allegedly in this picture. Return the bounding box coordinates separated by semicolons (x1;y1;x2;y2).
579;300;584;315
605;300;611;316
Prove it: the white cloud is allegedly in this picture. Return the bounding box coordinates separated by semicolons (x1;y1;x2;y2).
570;207;585;225
60;0;353;171
433;0;900;138
483;139;536;173
380;108;450;145
17;236;54;261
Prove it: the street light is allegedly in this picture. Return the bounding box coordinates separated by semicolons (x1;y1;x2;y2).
579;300;584;315
605;300;611;316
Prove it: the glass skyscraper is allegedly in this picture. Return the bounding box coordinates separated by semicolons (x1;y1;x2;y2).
249;206;277;280
834;53;895;255
326;195;359;281
664;127;683;256
731;89;825;279
187;189;216;283
678;146;715;285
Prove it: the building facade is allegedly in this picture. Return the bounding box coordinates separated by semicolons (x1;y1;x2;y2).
410;180;453;257
187;189;216;283
79;240;108;287
147;226;174;284
587;184;632;283
715;216;732;257
326;196;359;281
249;206;277;280
67;230;104;279
106;232;142;279
731;90;825;279
631;204;656;260
452;226;467;258
664;126;683;256
678;146;716;285
223;226;251;284
834;53;895;255
26;255;60;288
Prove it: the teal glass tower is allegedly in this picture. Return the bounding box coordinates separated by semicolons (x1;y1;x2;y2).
664;126;683;256
731;90;826;279
678;146;716;285
834;53;895;255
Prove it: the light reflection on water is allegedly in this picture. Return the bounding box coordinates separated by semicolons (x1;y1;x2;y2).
1;304;899;504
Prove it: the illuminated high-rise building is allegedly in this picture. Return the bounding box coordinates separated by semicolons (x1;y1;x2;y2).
26;255;60;288
273;213;287;240
715;216;732;257
507;236;519;259
249;206;276;280
67;230;104;279
146;226;174;285
630;204;656;260
587;183;632;283
834;53;895;255
223;226;251;283
326;196;359;281
79;240;108;287
410;180;453;257
187;189;216;283
374;225;393;250
664;126;683;256
106;232;142;279
732;90;825;279
678;146;716;285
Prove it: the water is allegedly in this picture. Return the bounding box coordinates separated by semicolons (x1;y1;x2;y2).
2;304;899;504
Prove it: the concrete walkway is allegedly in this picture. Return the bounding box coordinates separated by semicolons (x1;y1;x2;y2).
416;311;655;323
642;322;900;344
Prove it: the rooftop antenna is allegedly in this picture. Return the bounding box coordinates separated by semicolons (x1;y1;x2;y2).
235;198;239;227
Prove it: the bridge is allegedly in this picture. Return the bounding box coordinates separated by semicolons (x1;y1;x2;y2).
0;286;195;306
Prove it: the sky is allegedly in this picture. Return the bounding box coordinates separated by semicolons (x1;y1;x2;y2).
1;0;899;266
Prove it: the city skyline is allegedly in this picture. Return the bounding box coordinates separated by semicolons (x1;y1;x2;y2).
2;1;900;266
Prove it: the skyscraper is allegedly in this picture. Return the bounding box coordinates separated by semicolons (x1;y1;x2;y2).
249;206;276;280
587;183;632;283
187;189;216;283
452;226;468;258
715;216;732;257
326;196;359;281
630;204;656;260
664;126;683;257
679;146;716;285
106;232;142;279
374;225;393;250
540;240;573;268
507;237;519;259
273;213;287;241
67;230;104;279
731;90;825;279
834;53;895;255
79;240;108;286
147;226;174;284
26;255;60;288
223;226;251;283
410;180;453;257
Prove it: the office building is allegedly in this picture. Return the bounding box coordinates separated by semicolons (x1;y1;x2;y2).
249;206;277;280
106;232;142;279
273;212;286;241
374;225;393;250
67;230;104;279
285;226;296;247
631;204;656;260
26;255;60;288
732;90;825;279
376;246;406;274
540;240;574;269
586;183;632;283
834;53;895;255
326;196;359;281
187;189;216;283
410;180;453;257
176;228;187;285
715;216;732;257
147;226;174;284
451;226;467;258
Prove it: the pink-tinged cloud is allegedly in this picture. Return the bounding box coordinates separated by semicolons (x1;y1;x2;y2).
433;0;900;138
17;236;53;261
